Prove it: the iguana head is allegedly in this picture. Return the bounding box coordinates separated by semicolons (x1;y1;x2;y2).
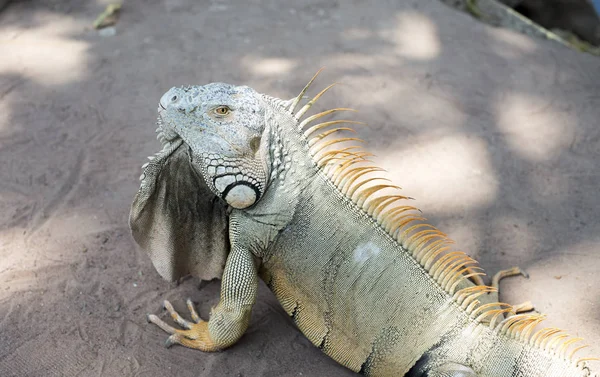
156;83;270;209
130;83;278;281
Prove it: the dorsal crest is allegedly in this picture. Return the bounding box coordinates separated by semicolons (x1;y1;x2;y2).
279;69;597;370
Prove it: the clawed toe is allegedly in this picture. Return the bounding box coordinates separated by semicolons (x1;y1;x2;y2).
186;298;202;323
163;300;194;329
165;333;181;348
147;312;178;334
492;266;529;289
147;299;219;351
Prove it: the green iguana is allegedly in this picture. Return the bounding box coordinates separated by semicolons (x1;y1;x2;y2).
130;71;598;377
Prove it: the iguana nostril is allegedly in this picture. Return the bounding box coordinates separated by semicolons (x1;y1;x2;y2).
159;88;180;110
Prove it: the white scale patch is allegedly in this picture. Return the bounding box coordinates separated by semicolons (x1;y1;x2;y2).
214;175;236;192
353;242;381;263
225;185;256;209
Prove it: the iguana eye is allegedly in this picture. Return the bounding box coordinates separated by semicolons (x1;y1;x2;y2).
214;106;231;116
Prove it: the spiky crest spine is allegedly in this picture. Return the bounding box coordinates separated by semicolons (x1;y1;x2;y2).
268;69;597;370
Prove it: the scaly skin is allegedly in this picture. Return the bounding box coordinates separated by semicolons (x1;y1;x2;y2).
131;77;597;376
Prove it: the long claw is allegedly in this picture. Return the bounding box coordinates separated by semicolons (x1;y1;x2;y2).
149;299;219;351
166;330;214;351
147;313;178;334
163;300;193;329
187;298;202;323
160;321;217;351
165;333;181;348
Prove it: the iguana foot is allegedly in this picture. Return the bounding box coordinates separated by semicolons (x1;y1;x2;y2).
491;266;529;289
491;266;535;314
146;299;220;351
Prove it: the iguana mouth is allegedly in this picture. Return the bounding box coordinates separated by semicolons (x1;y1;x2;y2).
155;111;180;147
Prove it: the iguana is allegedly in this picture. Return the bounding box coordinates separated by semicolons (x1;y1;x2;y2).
130;71;598;376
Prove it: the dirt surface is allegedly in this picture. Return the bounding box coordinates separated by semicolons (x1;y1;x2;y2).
0;1;599;376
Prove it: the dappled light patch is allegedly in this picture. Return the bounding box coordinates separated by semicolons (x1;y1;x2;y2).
379;134;498;213
241;56;298;77
0;12;89;86
486;27;539;58
494;93;575;162
383;12;441;60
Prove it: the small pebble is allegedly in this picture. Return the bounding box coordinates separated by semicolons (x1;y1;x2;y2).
98;27;117;37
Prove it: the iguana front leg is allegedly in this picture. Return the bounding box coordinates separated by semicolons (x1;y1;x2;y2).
147;242;258;351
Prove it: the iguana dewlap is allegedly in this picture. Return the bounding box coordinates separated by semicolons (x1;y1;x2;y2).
130;73;598;377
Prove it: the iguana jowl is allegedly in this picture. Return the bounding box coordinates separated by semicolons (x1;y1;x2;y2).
130;71;598;376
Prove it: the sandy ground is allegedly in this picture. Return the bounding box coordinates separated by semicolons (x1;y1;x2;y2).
0;1;599;376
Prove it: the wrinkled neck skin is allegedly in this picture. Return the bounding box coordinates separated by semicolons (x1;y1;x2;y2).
229;98;316;260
